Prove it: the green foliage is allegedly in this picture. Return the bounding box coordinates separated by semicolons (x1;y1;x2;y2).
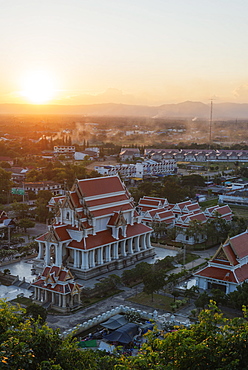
18;218;35;232
181;174;205;188
25;303;48;324
143;270;165;301
124;310;142;323
195;291;210;309
2;299;248;368
11;202;30;219
0;168;12;204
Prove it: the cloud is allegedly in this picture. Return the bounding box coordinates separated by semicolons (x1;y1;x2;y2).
233;84;248;101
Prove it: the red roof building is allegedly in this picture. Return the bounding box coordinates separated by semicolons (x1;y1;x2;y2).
195;230;248;294
34;175;154;280
31;265;82;312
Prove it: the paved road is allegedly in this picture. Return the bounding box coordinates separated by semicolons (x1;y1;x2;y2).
46;253;214;332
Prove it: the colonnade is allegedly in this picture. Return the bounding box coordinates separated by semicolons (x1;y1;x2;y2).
37;232;152;271
33;286;80;308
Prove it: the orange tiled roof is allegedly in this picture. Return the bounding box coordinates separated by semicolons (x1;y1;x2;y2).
86;194;129;208
69;223;152;250
91;203;132;217
195;266;238;283
70;192;81;208
78;176;125;198
229;231;248;259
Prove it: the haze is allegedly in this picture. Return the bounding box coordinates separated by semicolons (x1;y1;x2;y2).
1;0;248;105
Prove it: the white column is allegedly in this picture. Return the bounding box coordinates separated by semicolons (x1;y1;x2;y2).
97;247;103;265
44;290;48;301
52;292;55;304
134;236;140;252
81;251;89;270
37;242;43;259
128;238;133;254
56;242;63;266
62;295;66;308
38;288;41;301
141;234;146;250
58;294;62;307
113;242;119;259
146;233;152;248
45;243;50;265
73;249;78;268
105;245;111;262
121;240;127;257
90;250;95;268
34;287;37;300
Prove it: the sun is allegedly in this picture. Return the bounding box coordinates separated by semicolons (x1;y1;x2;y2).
21;70;56;104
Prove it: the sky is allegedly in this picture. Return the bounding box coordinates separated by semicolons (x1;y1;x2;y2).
1;0;248;106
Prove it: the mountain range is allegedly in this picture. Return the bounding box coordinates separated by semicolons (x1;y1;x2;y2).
1;101;248;119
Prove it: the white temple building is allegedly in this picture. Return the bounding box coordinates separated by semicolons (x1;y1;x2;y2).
33;175;154;280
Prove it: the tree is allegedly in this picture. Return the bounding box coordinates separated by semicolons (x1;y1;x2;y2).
195;291;210;310
181;174;205;188
25;303;47;324
11;202;30;219
18;218;35;232
143;270;165;301
0;168;12;203
185;219;206;244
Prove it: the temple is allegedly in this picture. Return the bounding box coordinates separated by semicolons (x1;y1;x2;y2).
33;175;154;280
195;230;248;294
31;265;82;312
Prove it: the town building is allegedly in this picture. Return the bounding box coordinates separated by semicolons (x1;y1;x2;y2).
34;175;154;280
24;181;64;195
54;146;75;158
119;148;141;161
144;148;248;162
95;159;177;180
195;230;248;294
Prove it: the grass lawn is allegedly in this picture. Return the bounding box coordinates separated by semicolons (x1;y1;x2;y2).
127;292;174;311
229;205;248;219
11;297;33;306
200;198;218;209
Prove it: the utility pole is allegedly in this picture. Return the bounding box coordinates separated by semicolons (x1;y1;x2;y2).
209;99;213;148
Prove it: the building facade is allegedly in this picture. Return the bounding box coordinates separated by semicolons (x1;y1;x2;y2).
195;231;248;294
31;265;82;312
34;176;154;280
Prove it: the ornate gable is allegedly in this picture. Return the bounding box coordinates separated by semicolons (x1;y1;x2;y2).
214;247;229;262
44;226;59;243
61;193;75;210
115;211;127;227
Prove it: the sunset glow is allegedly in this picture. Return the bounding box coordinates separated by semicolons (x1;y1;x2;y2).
1;1;248;105
20;71;56;104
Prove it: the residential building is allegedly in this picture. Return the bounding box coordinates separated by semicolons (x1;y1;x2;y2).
24;181;64;196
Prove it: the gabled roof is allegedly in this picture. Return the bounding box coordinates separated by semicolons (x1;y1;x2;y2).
37;225;71;243
154;210;174;222
184;203;201;213
228;230;248;259
69;223;152;250
86;194;129;208
77;176;125;198
211;243;238;266
195;266;238;283
32;265;82;295
143;208;166;219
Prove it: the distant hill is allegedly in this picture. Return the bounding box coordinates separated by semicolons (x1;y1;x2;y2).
1;101;248;119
